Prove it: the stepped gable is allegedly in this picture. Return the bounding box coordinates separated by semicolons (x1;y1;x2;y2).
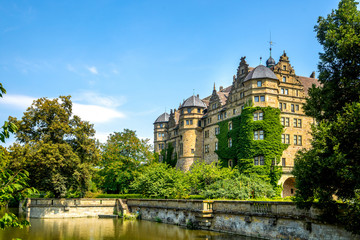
154;112;169;123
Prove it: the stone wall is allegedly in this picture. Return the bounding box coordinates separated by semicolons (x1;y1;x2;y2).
25;198;116;218
26;198;357;239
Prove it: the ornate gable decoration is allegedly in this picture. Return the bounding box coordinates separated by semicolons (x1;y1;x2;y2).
168;109;176;128
273;51;302;85
236;56;249;82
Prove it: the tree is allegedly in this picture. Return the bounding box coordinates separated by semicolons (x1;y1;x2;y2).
304;0;360;121
160;143;177;167
97;129;154;193
7;96;100;198
130;162;188;198
293;0;360;234
0;83;36;230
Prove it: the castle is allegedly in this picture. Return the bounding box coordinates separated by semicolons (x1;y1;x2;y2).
153;51;319;197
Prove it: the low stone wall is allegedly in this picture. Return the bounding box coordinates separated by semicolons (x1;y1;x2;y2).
25;198;116;218
25;198;357;239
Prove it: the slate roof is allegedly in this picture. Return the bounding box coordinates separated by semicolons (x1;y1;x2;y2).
154;112;169;123
244;65;278;81
181;95;207;108
298;76;321;96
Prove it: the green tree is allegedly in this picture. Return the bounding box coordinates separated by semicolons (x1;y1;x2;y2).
202;174;275;200
130;162;188;198
7;96;100;198
160;143;177;167
293;0;360;234
0;83;36;230
97;129;154;193
304;0;360;121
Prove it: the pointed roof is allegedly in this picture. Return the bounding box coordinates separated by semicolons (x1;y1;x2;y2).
154;112;169;123
181;95;207;108
244;65;278;82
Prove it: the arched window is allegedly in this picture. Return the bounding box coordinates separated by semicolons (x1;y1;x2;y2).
229;122;233;130
228;159;234;168
228;138;232;147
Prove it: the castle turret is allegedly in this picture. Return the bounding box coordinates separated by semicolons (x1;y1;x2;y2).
153;112;169;156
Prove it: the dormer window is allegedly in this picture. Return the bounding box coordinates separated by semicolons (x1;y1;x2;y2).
241;69;244;74
282;76;286;82
283;65;286;71
212;103;217;110
197;108;201;113
257;80;262;87
187;108;192;113
160;123;163;128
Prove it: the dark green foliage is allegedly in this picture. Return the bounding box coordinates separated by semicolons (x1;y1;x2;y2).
202;175;275;200
7;96;100;198
161;143;177;167
97;129;154;194
95;193;143;199
305;0;360;121
293;0;360;235
216;106;287;193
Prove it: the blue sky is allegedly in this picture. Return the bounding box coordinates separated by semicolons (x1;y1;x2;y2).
0;0;340;146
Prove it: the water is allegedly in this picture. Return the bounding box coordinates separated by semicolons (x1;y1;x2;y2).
0;209;256;240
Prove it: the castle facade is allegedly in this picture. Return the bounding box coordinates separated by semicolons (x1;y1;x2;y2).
153;52;319;197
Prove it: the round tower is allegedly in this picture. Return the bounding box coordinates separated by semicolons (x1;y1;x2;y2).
153;112;169;156
177;95;206;171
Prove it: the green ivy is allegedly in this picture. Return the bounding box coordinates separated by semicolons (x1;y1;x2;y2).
215;106;288;194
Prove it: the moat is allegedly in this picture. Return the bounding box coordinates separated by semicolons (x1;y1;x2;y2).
0;209;255;240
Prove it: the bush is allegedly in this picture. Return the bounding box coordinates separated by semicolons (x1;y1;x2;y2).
130;162;189;199
202;175;275;200
94;194;143;199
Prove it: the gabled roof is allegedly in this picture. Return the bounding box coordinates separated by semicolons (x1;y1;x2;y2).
298;76;321;95
181;95;207;108
244;65;278;82
154;112;169;123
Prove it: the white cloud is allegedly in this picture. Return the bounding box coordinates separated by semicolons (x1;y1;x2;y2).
73;91;126;108
0;94;126;124
87;66;98;75
72;103;125;123
0;94;35;109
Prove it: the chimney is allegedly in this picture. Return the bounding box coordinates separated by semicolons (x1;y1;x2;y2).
219;86;223;91
197;94;199;98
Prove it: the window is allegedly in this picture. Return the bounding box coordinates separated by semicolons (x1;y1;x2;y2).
294;118;301;128
212;103;217;110
254;96;259;102
241;106;244;110
283;65;286;70
253;112;263;121
233;109;236;115
281;134;285;143
260;96;265;102
285;117;289;127
205;130;209;138
180;143;183;155
285;89;288;95
186;120;189;125
254;130;264;140
228;138;232;147
240;92;244;99
218;114;221;120
158;133;161;137
296;90;299;96
187;108;192;113
181;121;184;126
229;122;233;130
257;80;262;87
215;142;218;151
296;105;299;111
160;123;163;128
191;149;195;153
281;117;285;126
294;135;302;145
291;104;295;112
205;144;209;153
162;133;165;137
224;112;227;118
198;120;201;127
281;88;284;94
197;108;201;113
283;103;287;109
207;118;212;124
190;120;193;125
282;76;286;82
215;127;220;135
228;159;234;168
285;134;290;144
282;158;286;166
279;103;283;110
254;156;264;165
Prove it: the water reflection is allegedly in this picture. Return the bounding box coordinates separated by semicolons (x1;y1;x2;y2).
0;210;257;240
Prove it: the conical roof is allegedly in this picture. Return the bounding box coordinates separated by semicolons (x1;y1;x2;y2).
154;112;169;123
244;65;278;82
181;95;207;108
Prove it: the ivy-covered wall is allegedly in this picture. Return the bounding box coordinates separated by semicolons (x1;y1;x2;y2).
215;106;288;191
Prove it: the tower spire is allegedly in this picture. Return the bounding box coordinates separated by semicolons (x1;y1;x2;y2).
269;32;273;57
213;82;216;91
